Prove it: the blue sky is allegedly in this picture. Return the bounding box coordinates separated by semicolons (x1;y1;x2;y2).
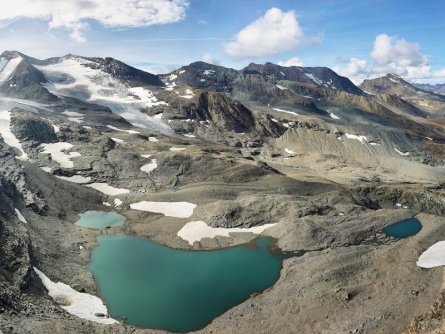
0;0;444;83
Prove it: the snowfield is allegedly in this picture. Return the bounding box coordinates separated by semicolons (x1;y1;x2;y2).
33;267;117;324
35;57;172;134
130;201;197;218
177;221;277;245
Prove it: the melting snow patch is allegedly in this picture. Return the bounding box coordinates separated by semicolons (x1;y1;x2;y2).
141;154;151;158
148;137;159;142
0;110;29;161
15;208;27;224
103;202;111;207
106;125;140;134
178;70;186;74
394;147;409;156
86;183;130;196
276;84;287;90
273;108;299;116
114;198;123;208
40;142;80;168
56;175;92;184
304;73;322;85
63;111;83;124
170;147;186;151
53;125;60;133
83;126;92;130
111;137;125;144
40;167;52;173
177;221;277;245
33;267;117;324
285;148;296;154
183;134;196;138
140;159;157;174
130;201;197;218
345;133;368;144
203;70;215;75
179;89;194;99
417;241;445;268
329;112;340;120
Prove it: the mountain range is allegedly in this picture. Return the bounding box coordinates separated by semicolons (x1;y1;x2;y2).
1;50;445;334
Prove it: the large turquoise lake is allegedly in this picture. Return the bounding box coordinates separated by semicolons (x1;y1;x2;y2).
89;235;282;332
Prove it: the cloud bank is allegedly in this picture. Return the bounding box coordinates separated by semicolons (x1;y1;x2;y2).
0;0;189;42
224;8;322;60
336;34;445;83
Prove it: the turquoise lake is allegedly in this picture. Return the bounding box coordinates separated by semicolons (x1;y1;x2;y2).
75;211;125;230
89;235;282;332
383;218;422;238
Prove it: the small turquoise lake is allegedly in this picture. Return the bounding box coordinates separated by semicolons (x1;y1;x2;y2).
89;235;282;332
75;211;124;230
383;218;422;238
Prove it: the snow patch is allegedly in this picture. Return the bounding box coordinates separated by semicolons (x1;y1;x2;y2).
56;175;91;184
179;88;194;99
394;147;410;156
15;208;28;224
111;137;124;143
177;221;277;245
275;84;287;90
141;154;151;158
169;147;186;151
345;133;368;144
183;134;196;138
40;142;80;168
86;183;130;196
417;241;445;268
33;267;117;324
285;148;295;154
106;125;140;134
140;159;157;174
0;110;29;160
148;137;159;142
130;201;196;218
0;56;22;82
329;112;340;120
114;198;123;208
272;108;299;116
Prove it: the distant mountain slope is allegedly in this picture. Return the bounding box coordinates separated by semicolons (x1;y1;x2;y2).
414;83;445;95
360;74;445;114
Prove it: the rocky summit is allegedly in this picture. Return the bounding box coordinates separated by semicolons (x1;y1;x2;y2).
1;49;445;334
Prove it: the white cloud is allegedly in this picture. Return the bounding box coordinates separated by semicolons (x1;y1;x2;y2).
336;34;445;84
334;57;370;84
224;8;322;60
0;0;189;42
277;57;304;67
202;53;221;65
